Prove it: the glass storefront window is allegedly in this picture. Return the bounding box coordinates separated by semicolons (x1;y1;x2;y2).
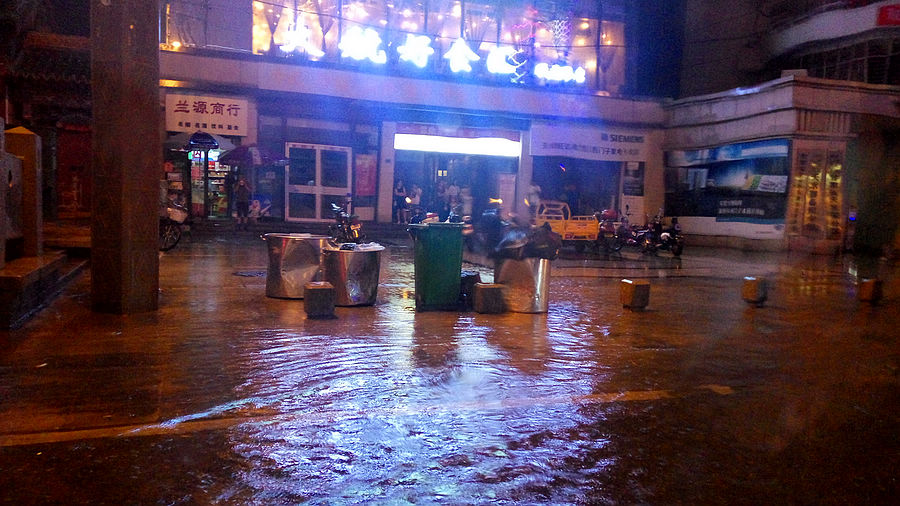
288;192;316;219
288;147;316;186
322;150;349;187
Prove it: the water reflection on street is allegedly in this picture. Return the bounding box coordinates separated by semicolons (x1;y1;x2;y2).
0;236;897;504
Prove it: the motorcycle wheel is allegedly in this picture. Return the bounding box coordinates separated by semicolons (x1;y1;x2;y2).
159;221;182;252
671;242;684;256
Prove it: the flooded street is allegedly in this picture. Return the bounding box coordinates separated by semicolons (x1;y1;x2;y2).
1;235;898;504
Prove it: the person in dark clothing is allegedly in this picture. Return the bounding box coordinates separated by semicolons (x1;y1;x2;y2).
234;177;252;230
393;179;408;223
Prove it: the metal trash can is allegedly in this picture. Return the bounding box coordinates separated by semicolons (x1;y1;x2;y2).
262;233;329;299
494;257;551;313
322;245;384;306
408;222;464;311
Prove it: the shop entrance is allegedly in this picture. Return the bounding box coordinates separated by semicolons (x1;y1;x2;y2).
532;156;623;216
284;143;352;222
394;151;518;221
186;149;234;219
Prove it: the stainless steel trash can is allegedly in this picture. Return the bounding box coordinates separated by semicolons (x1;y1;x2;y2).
263;233;330;299
322;245;384;306
494;257;551;313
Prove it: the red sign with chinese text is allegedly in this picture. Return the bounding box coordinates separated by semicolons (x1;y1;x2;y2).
354;154;377;197
877;4;900;25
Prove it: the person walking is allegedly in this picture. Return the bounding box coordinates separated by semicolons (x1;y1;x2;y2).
234;177;252;230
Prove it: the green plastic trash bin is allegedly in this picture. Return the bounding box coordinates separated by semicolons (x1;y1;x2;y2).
408;222;465;311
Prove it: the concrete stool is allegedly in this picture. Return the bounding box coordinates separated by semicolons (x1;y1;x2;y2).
741;276;768;306
474;283;506;314
620;279;650;310
857;278;883;304
304;281;336;319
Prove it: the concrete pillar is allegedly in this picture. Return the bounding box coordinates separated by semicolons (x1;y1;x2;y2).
4;127;42;257
90;0;161;313
515;133;533;219
378;122;397;223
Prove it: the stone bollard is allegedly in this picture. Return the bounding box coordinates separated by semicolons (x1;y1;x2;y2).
304;281;336;319
741;276;768;307
474;283;506;314
857;278;883;304
459;270;482;310
620;279;650;310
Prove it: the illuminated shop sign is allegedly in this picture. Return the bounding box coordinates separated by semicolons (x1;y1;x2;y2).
444;39;481;73
398;34;435;68
333;27;587;84
394;123;522;157
339;26;387;64
165;93;248;136
534;62;587;84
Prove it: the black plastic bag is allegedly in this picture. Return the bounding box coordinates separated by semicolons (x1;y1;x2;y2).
525;223;562;260
494;227;528;260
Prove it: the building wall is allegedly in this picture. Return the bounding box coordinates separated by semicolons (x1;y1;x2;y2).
679;0;767;97
665;75;900;253
766;1;896;57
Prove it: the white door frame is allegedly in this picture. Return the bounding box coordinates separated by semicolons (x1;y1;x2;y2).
284;142;352;222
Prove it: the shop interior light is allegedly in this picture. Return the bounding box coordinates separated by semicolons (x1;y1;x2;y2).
394;134;521;157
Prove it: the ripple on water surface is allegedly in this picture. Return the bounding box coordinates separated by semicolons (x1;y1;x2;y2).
212;312;608;503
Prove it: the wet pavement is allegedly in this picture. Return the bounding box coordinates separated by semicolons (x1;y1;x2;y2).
1;234;898;505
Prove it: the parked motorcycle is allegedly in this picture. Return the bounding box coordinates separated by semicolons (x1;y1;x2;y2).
635;210;684;256
159;202;188;252
595;208;629;253
329;202;365;243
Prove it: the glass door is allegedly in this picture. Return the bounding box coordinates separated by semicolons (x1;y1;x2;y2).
284;143;352;222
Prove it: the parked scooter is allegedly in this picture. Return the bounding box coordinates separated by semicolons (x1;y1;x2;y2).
595;208;627;253
329;201;365;244
408;205;440;224
159;202;188;252
635;209;684;256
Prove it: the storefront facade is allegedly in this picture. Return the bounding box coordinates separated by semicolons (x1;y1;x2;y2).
529;122;662;221
665;75;900;253
158;40;668;227
162;92;252;220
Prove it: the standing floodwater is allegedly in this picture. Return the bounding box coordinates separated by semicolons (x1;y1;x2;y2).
1;236;897;504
